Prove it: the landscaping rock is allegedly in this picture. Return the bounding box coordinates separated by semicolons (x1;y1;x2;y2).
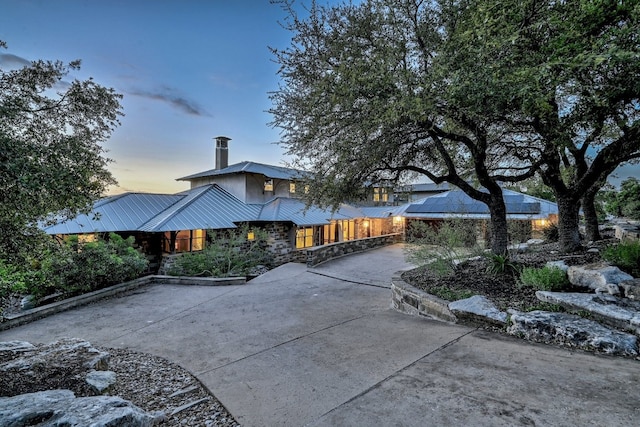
507;310;638;356
0;389;157;427
546;260;569;272
86;370;117;394
0;341;35;353
567;262;633;294
0;338;110;396
536;291;640;335
619;279;640;300
448;295;507;325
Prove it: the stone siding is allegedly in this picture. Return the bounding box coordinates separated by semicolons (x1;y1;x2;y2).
305;233;402;267
263;222;299;265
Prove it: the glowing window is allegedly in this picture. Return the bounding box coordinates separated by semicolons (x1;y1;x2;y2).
290;182;296;193
373;187;388;202
264;179;274;192
296;227;314;248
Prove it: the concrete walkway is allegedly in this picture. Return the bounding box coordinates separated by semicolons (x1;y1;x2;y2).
1;244;638;426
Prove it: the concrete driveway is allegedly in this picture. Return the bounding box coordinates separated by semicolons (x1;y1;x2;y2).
1;244;638;426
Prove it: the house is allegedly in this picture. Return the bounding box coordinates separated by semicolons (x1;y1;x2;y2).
42;136;559;269
43;137;398;270
399;188;559;243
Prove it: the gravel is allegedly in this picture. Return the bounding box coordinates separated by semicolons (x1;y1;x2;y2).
1;344;240;427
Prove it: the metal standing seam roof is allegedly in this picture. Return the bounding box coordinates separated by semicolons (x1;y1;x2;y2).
140;185;262;232
256;198;359;226
177;161;306;181
42;192;184;235
401;189;558;219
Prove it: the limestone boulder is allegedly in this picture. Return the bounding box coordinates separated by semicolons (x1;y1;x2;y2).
567;262;633;294
619;279;640;300
448;295;507;325
507;310;638;356
0;389;157;427
0;338;110;397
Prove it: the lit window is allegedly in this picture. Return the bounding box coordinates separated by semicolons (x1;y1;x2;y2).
247;231;255;241
290;182;296;194
264;179;274;192
373;187;388;202
296;227;315;248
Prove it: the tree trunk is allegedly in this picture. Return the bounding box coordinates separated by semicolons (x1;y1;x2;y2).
556;195;582;252
487;195;509;255
581;188;602;242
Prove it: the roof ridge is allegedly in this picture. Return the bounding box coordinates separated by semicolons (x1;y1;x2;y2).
139;185;213;231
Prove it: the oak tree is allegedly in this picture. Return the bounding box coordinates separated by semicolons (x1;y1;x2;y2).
0;41;122;262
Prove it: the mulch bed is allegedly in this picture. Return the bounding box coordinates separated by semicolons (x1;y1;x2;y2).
401;241;607;313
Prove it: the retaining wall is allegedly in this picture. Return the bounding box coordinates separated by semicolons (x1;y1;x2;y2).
390;273;457;322
305;233;403;267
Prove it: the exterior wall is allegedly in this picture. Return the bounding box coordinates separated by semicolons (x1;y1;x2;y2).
306;233;402;267
262;222;304;265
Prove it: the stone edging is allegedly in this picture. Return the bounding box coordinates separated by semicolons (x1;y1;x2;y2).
0;275;246;331
390;273;457;322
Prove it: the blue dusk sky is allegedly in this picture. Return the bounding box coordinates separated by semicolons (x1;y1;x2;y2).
1;0;637;196
0;0;338;195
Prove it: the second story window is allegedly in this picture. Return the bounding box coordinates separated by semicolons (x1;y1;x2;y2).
373;187;388;202
289;182;296;194
264;179;274;192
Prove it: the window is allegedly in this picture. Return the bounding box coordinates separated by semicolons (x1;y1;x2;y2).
163;229;206;253
289;182;296;194
296;227;315;249
264;179;274;192
373;187;388;202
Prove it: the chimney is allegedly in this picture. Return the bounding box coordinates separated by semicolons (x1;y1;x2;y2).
214;136;231;170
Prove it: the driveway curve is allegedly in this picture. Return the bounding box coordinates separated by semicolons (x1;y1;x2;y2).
1;244;638;426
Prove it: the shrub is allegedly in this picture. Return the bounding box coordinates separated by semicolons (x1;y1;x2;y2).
46;233;148;296
168;226;270;277
602;240;640;277
519;266;570;291
485;254;520;276
405;219;482;275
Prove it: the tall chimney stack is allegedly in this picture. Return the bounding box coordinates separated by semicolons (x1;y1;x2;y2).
214;136;231;170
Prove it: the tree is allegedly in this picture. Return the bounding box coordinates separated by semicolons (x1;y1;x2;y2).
605;177;640;220
270;0;540;255
465;0;640;250
0;41;122;262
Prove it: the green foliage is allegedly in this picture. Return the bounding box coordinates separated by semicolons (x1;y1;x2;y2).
0;42;123;263
168;226;270;277
0;233;147;302
485;254;520;276
602;240;640;277
44;233;148;297
604;178;640;220
405;220;481;276
519;266;570;291
270;0;640;255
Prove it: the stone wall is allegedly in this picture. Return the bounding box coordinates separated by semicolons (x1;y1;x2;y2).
305;233;402;267
390;274;457;322
614;222;640;241
263;222;301;265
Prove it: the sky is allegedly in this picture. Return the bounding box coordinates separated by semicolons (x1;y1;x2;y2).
1;0;637;196
0;0;332;195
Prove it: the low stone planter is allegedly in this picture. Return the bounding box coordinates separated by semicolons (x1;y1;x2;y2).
390;273;457;322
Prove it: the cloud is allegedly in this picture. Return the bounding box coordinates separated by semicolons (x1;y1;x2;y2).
0;53;31;68
128;87;212;117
